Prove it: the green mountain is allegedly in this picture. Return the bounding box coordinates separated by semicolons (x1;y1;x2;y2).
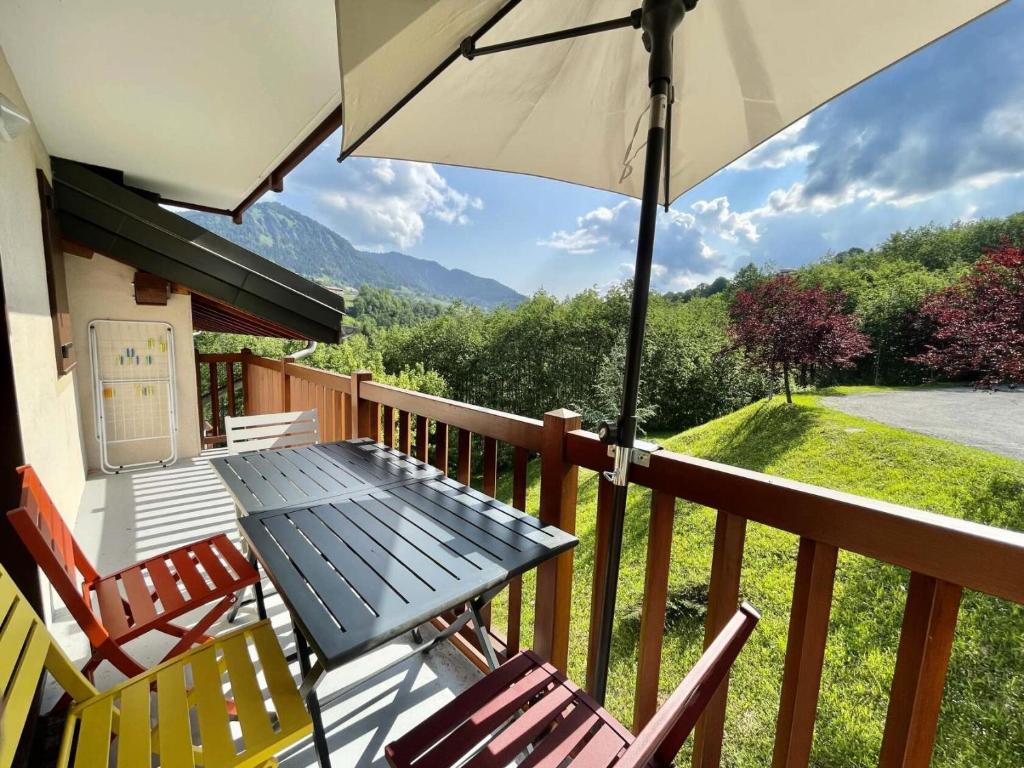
178;202;524;309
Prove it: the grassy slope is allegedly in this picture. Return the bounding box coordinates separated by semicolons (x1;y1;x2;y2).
491;388;1024;767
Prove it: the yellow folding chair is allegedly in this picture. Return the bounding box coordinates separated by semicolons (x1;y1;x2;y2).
0;565;311;768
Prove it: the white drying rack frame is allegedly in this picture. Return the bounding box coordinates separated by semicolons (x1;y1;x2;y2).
88;319;178;474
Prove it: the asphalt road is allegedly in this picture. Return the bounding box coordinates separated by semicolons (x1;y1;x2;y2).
823;387;1024;461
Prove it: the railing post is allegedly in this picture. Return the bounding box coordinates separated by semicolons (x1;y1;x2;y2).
240;348;252;416
349;370;373;439
533;408;580;671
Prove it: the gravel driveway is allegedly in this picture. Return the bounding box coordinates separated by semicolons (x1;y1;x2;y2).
823;387;1024;461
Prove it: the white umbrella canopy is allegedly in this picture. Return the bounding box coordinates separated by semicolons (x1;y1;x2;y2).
336;0;1005;205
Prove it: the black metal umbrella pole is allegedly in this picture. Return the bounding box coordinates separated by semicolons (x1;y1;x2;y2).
592;0;694;704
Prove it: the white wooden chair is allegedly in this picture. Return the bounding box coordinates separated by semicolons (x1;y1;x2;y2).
223;409;319;622
224;409;320;455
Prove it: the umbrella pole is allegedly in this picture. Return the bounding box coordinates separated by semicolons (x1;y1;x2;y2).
592;0;690;705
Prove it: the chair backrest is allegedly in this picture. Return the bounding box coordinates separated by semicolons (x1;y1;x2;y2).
616;603;760;768
0;563;97;768
225;409;320;454
6;466;110;649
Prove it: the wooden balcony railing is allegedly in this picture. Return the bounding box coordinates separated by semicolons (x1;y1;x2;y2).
226;353;1024;768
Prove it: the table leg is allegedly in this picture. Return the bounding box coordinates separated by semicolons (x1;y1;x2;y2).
251;554;267;620
227;511;251;623
469;596;501;671
295;627;331;768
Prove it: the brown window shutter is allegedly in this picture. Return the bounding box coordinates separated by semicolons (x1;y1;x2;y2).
37;170;76;375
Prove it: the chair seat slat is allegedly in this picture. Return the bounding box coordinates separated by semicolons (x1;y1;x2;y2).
145;556;186;612
221;633;276;752
95;577;131;638
156;663;195;768
73;695;114;768
168;548;211;601
516;704;602;768
191;539;234;591
210;533;254;580
386;650;540;762
417;666;558;768
463;686;578;768
251;622;310;733
119;566;157;627
566;723;628;768
191;645;237;767
116;678;153;768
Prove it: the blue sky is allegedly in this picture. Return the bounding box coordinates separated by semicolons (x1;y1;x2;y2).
274;1;1024;297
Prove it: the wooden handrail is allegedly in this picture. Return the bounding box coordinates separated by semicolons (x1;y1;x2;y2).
195;352;243;364
361;380;544;452
566;429;1024;605
282;361;352;391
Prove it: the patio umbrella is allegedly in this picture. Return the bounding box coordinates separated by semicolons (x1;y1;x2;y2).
333;0;1005;702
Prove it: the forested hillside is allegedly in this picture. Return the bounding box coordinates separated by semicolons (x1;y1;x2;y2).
178;202;524;309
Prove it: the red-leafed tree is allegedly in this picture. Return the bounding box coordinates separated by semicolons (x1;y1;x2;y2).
729;273;872;402
910;242;1024;387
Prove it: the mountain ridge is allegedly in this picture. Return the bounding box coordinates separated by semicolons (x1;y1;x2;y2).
177;202;524;309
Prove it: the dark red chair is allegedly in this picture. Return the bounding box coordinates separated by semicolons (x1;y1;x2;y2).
7;465;260;691
387;603;759;768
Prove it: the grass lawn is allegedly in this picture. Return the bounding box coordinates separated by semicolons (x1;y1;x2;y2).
489;388;1024;767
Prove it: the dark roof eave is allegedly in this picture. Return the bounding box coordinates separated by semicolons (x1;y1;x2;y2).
52;158;344;344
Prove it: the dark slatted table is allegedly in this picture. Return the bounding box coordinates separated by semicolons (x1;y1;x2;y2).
239;474;577;668
210;438;578;768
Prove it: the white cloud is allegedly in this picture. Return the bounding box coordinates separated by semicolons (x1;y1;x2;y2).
690;196;760;243
539;197;749;289
283;140;484;251
732;117;816;171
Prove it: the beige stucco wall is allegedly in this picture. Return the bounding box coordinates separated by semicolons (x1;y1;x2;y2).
0;47;87;520
65;253;202;471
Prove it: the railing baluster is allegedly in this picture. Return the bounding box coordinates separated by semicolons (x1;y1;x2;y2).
633;490;676;731
209;361;220;436
240;349;251;415
692;510;747;768
433;421;449;475
415;415;429;461
772;537;838;768
506;445;529;656
195;358;204;437
399;410;412;455
586;475;615;695
482;437;498;496
382;405;394;447
226;360;236;418
456;429;472;485
878;573;962;768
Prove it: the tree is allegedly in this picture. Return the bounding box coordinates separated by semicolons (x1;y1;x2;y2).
728;274;872;402
910;242;1024;387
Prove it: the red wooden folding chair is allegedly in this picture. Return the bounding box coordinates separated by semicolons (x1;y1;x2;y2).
386;603;759;768
7;465;260;695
